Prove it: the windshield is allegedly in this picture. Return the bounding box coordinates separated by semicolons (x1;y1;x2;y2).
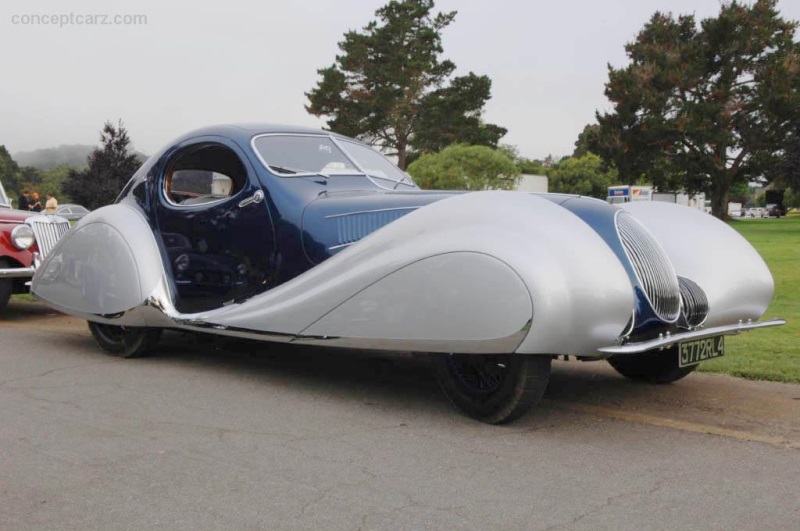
337;140;407;183
252;134;411;186
253;135;359;176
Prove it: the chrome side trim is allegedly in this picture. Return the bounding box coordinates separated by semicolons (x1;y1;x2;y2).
290;320;530;353
49;271;533;354
598;319;786;355
324;206;420;219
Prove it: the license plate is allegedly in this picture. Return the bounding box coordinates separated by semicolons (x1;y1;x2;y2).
679;336;724;367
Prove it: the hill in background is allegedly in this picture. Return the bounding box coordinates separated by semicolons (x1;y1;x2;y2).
13;145;94;170
12;145;149;170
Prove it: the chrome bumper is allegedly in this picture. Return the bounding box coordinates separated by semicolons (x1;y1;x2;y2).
0;266;34;279
0;252;41;280
598;319;786;355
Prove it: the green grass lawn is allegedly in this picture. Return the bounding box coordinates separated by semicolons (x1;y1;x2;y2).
698;214;800;383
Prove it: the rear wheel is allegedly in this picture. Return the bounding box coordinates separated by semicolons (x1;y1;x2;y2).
87;321;162;358
431;353;551;424
607;346;697;384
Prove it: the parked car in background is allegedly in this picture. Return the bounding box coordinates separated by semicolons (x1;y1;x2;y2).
31;124;785;424
747;207;765;218
0;180;71;310
55;204;91;221
764;204;782;218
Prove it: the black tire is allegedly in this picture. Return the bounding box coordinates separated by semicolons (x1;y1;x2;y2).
0;259;13;311
607;346;697;384
87;321;162;358
431;353;551;424
0;280;11;312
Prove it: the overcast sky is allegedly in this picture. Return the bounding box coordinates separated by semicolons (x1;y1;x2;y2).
2;0;799;160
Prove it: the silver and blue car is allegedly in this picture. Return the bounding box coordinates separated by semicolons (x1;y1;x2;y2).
31;124;784;423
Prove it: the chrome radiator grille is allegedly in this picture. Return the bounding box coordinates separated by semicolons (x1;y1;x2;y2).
677;276;709;328
616;212;681;322
28;217;70;257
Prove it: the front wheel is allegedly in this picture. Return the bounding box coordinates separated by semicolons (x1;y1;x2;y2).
87;321;162;358
430;353;551;424
0;280;11;312
0;260;14;311
607;346;696;384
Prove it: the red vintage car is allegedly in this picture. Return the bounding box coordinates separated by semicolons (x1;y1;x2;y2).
0;182;70;310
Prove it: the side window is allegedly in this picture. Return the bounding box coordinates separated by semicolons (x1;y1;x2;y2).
165;144;247;206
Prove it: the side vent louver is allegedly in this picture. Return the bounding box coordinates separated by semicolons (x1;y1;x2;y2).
333;208;416;247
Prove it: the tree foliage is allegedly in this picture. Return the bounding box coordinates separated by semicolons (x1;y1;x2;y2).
592;0;800;218
547;153;618;199
63;121;141;210
780;122;800;191
498;144;548;175
305;0;506;169
407;144;519;190
0;146;21;196
573;124;601;158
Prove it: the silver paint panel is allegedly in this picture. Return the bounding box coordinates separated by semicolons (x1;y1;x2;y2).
302;252;532;351
621;202;775;327
32;205;166;318
206;192;635;355
33;192;636;355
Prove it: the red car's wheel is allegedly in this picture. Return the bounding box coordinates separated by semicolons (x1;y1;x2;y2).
0;260;13;311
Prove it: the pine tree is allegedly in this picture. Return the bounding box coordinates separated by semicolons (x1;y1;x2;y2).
63;121;141;210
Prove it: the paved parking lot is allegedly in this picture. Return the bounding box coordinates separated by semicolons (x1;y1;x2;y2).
1;301;799;530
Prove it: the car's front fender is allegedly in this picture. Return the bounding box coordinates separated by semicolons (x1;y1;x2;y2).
621;201;774;327
211;191;635;354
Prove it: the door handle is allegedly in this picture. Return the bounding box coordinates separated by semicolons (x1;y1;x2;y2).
238;190;264;208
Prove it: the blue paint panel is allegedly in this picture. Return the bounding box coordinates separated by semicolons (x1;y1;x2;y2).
116;124;676;336
548;195;677;339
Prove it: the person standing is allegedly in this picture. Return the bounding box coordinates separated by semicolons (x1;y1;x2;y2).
45;193;58;215
29;192;42;212
17;189;30;211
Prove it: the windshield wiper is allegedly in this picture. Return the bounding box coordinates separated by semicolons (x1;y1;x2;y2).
392;172;413;190
269;165;329;181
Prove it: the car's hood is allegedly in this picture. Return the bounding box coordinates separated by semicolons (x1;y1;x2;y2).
0;208;36;224
301;189;461;263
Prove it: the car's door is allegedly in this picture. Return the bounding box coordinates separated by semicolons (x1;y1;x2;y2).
154;137;276;313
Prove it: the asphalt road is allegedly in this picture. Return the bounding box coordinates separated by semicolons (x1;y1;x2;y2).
1;301;799;530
